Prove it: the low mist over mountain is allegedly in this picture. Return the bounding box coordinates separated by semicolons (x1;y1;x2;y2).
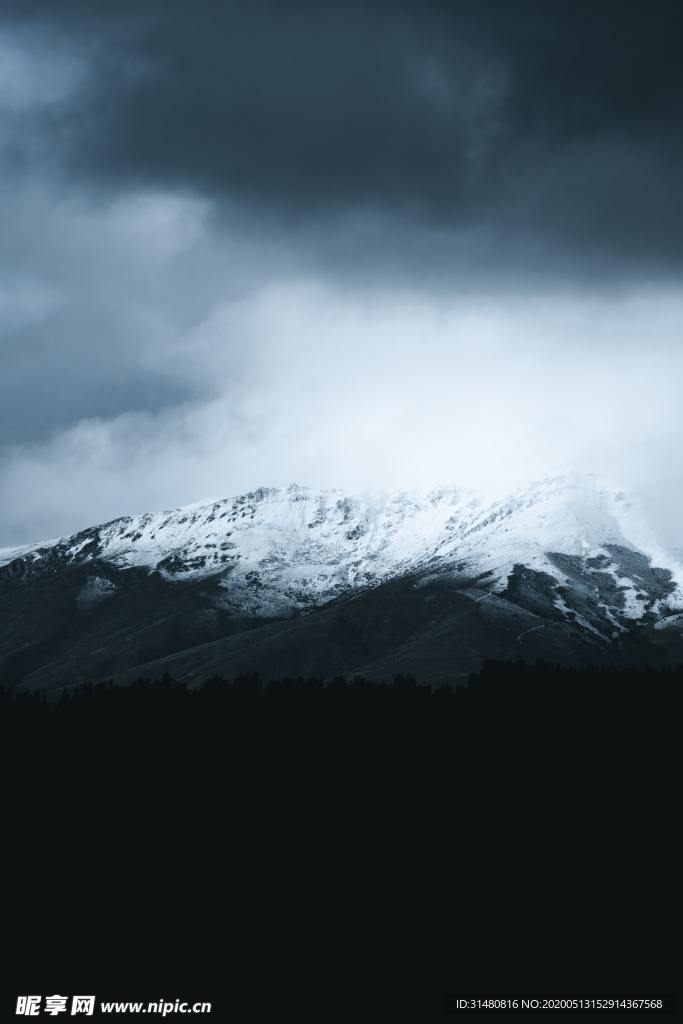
3;473;682;691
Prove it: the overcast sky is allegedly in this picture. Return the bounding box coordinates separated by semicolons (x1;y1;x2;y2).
1;0;682;545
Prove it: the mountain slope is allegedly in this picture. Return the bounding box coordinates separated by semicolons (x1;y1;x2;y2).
2;474;682;689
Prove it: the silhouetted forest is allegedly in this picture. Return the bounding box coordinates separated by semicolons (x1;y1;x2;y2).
4;658;681;726
4;662;677;1019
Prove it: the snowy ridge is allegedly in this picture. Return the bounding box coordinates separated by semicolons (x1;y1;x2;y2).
3;474;681;624
0;541;50;568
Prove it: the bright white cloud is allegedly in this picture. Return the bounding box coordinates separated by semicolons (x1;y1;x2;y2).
2;278;682;547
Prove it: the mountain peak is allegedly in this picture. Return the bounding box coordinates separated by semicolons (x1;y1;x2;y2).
2;473;682;691
2;474;680;616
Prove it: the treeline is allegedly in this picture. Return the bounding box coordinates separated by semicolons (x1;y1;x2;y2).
2;659;679;776
4;660;678;1017
3;657;681;722
4;659;677;787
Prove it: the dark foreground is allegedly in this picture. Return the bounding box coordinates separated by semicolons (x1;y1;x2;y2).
3;662;678;1020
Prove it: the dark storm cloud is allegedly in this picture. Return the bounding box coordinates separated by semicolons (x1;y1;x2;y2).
2;1;683;546
0;301;191;444
3;0;683;277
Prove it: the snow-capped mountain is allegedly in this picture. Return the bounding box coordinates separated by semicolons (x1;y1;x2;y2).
4;473;681;619
2;474;682;690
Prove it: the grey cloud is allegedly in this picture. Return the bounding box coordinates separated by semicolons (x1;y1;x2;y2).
2;0;682;278
0;177;297;446
2;282;682;544
0;1;682;546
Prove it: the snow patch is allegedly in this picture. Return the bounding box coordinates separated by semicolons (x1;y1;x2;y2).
8;474;683;623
